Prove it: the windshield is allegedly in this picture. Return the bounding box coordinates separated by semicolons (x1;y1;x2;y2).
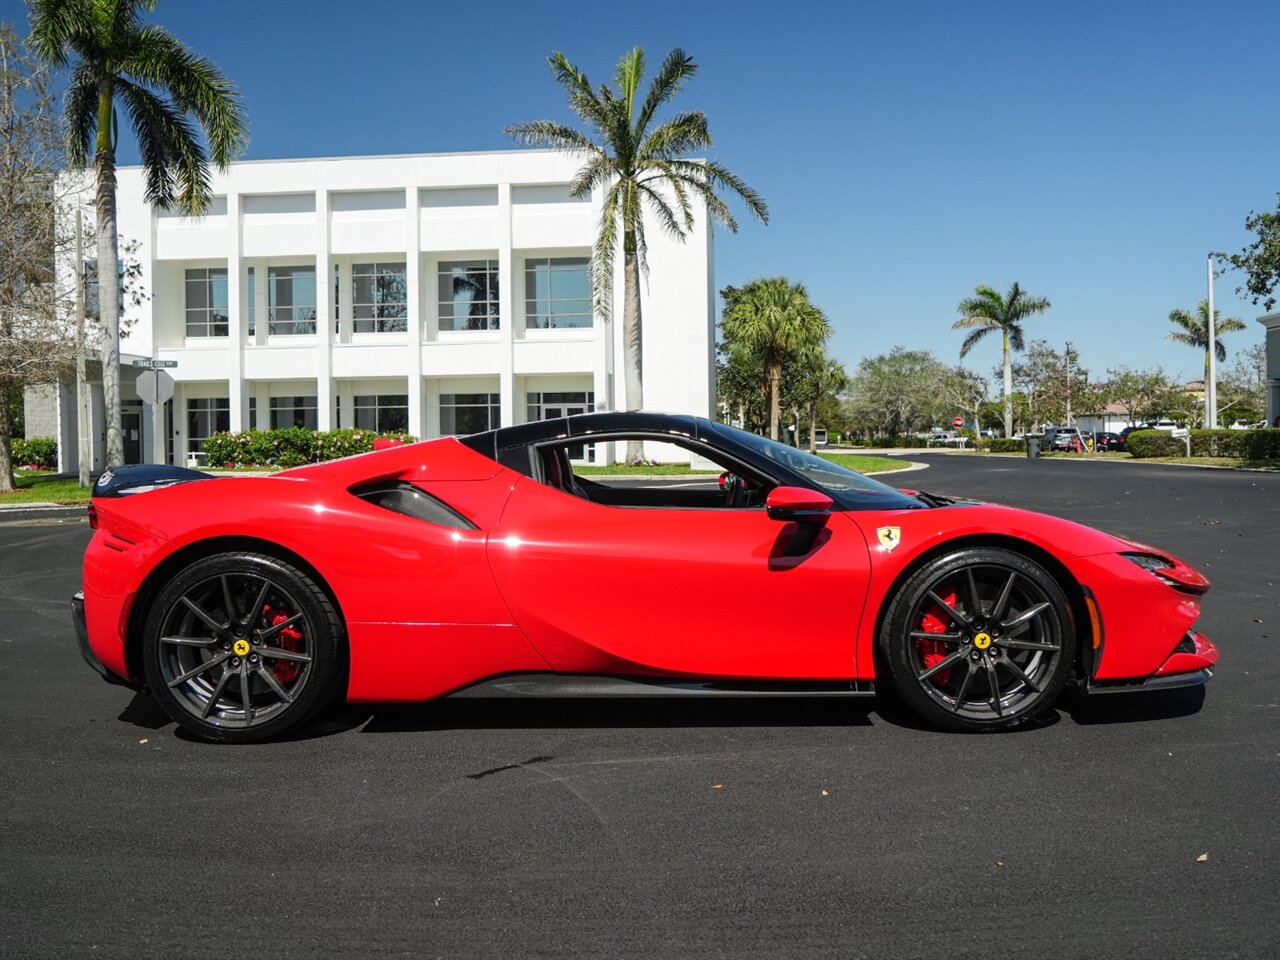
703;421;925;511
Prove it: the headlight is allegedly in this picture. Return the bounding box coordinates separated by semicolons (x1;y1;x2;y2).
1122;552;1174;574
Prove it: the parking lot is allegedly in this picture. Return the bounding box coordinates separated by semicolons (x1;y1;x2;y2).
2;455;1278;959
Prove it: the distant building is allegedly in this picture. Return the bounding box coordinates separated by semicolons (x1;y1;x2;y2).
1261;312;1280;425
40;150;715;469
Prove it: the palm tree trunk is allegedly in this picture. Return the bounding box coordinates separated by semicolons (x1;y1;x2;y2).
96;86;124;468
767;359;782;441
622;242;643;463
1002;331;1013;438
808;404;817;454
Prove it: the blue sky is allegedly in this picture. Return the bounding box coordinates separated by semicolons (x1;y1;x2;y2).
6;0;1277;385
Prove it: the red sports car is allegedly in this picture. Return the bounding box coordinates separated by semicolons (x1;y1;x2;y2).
74;413;1218;743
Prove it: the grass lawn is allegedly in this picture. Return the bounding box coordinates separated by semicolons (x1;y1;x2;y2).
2;471;94;505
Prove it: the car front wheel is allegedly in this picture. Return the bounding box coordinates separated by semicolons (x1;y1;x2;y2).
880;548;1076;732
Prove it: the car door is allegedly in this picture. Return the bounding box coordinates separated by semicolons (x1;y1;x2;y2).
486;475;873;679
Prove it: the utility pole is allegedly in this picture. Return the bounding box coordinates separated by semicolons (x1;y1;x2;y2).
1207;256;1217;428
75;210;90;488
1065;340;1073;426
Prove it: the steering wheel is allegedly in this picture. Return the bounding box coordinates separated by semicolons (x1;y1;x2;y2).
719;471;748;508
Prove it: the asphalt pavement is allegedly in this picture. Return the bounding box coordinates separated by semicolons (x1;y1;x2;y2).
1;455;1277;959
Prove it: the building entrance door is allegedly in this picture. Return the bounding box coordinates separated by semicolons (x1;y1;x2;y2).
122;406;142;464
543;404;592;461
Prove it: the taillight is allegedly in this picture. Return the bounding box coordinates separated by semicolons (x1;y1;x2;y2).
87;502;98;529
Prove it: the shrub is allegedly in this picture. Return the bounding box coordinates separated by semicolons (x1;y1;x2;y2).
202;428;417;468
987;438;1026;453
10;436;58;470
1126;429;1185;458
1190;428;1280;460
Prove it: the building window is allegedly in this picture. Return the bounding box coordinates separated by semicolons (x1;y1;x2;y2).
440;393;500;435
268;266;316;335
352;262;408;333
270;395;318;430
527;391;595;461
525;257;591;329
187;397;229;458
248;396;257;430
354;394;409;433
246;267;255;336
185;268;228;337
438;260;499;331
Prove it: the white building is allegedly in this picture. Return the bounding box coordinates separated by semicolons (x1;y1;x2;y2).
43;149;715;469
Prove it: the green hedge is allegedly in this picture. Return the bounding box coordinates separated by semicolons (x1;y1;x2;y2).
1189;429;1280;459
1125;430;1185;458
1126;428;1280;459
11;436;58;470
202;428;416;469
987;438;1026;453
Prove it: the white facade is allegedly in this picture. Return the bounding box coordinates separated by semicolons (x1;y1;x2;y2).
56;149;714;468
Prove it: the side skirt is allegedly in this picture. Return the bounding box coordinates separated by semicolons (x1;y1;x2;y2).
445;674;876;699
1085;669;1212;694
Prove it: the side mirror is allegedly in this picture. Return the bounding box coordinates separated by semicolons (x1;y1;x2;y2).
766;486;833;525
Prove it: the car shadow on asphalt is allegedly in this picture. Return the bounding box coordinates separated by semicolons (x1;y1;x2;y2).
115;684;1208;742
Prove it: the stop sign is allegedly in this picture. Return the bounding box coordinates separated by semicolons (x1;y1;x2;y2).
135;369;175;405
953;416;964;427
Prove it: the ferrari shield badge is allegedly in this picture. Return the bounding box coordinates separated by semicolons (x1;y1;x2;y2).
876;526;902;552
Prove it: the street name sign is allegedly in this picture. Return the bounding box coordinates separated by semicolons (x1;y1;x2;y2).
131;359;178;368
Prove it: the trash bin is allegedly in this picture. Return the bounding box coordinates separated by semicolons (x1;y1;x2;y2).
1026;436;1041;458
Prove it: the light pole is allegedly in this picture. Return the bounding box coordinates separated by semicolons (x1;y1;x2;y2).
1065;340;1073;426
1207;256;1217;428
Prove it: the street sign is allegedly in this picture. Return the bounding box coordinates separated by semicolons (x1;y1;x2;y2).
131;358;178;368
953;416;964;427
135;369;175;405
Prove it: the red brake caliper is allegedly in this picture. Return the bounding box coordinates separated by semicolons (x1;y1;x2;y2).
916;589;957;686
261;604;303;684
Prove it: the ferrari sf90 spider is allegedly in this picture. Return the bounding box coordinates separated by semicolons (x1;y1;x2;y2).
74;413;1218;742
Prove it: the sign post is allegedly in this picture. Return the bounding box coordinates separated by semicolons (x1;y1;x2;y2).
133;360;176;464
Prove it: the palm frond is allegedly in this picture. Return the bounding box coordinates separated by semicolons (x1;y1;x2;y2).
613;47;645;122
1166;331;1200;348
591;181;622;320
635;48;697;135
637;182;684;241
504;120;599;155
638;112;711;160
1007;323;1025;352
26;0;92;66
126;26;247;165
959;326;993;357
115;77;210;212
568;154;617;198
547;51;611;134
62;62;99;166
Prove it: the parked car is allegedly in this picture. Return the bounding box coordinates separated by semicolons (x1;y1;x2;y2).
76;412;1219;741
1095;432;1127;452
1121;420;1180;439
1041;426;1084;451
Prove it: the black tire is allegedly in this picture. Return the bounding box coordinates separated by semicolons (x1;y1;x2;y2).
142;552;343;743
879;547;1076;732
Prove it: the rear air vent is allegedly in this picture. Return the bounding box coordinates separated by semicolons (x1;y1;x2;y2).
351;481;475;529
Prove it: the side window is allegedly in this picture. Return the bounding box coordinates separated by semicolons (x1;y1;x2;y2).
535;436;771;509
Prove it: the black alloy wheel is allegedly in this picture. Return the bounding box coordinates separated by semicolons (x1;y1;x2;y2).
880;548;1076;732
142;553;342;743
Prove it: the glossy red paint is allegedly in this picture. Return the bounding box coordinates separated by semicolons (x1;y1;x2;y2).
79;433;1219;711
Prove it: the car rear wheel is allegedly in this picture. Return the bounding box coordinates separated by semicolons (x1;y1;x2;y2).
880;548;1076;732
142;553;342;743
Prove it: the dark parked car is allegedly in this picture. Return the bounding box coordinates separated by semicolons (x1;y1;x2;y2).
1095;432;1127;452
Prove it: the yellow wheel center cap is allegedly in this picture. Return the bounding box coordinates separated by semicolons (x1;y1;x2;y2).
233;638;251;657
974;633;992;650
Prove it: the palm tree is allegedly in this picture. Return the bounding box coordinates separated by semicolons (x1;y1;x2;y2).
806;356;848;453
721;278;830;441
953;283;1050;438
1166;300;1246;424
507;48;767;460
30;0;246;468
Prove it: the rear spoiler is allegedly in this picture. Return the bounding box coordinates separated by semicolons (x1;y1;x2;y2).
93;464;214;498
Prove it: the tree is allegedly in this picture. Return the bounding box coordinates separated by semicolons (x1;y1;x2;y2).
1166;300;1246;424
1217;342;1266;425
1214;194;1280;312
952;283;1051;438
720;278;830;441
30;0;246;469
0;22;71;492
845;348;954;438
1008;339;1091;431
1100;366;1182;426
507;47;767;460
